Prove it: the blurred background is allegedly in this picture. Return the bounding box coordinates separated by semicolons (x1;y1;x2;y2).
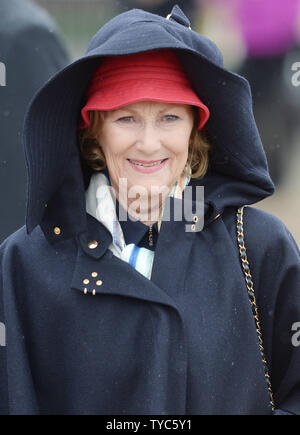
0;0;299;244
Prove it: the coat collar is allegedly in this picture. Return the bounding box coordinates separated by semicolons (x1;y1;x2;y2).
69;195;203;310
37;170;219;247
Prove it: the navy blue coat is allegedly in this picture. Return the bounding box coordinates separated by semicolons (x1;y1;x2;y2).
1;6;300;415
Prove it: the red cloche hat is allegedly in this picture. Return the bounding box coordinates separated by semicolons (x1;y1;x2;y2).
79;49;210;130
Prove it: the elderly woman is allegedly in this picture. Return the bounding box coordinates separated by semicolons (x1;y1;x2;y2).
0;6;300;415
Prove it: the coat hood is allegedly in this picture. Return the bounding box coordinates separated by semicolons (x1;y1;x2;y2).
23;5;274;245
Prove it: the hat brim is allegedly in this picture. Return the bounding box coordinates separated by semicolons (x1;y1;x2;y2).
80;78;210;130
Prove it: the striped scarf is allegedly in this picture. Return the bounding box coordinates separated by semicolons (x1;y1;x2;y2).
86;163;191;280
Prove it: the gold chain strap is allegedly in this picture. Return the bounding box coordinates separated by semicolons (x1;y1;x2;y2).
236;206;275;411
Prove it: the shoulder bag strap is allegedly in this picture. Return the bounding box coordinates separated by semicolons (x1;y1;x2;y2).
236;205;275;411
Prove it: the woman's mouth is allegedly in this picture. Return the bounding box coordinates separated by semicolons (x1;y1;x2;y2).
127;158;168;173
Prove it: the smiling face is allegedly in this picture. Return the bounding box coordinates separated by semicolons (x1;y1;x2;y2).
97;101;194;219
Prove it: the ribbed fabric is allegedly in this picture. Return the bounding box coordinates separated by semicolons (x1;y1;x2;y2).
86;163;191;279
79;50;210;130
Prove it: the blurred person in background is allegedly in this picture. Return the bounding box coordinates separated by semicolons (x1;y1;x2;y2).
0;0;70;243
235;0;300;187
198;0;300;187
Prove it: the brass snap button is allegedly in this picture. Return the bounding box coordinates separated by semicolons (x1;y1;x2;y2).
91;272;98;277
96;280;103;286
83;279;89;285
88;240;98;249
54;227;61;235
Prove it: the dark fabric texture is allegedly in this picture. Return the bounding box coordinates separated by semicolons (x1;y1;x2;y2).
0;5;299;415
115;197;159;251
0;0;70;243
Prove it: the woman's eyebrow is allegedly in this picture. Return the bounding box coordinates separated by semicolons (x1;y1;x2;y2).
112;104;183;116
112;107;136;115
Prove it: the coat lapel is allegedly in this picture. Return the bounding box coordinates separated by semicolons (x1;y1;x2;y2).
71;212;184;313
151;196;202;297
69;212;189;413
71;197;201;306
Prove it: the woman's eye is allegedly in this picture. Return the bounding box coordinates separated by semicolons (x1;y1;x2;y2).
116;116;134;123
163;115;180;122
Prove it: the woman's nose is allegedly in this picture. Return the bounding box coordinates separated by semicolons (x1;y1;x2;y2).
135;123;162;154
